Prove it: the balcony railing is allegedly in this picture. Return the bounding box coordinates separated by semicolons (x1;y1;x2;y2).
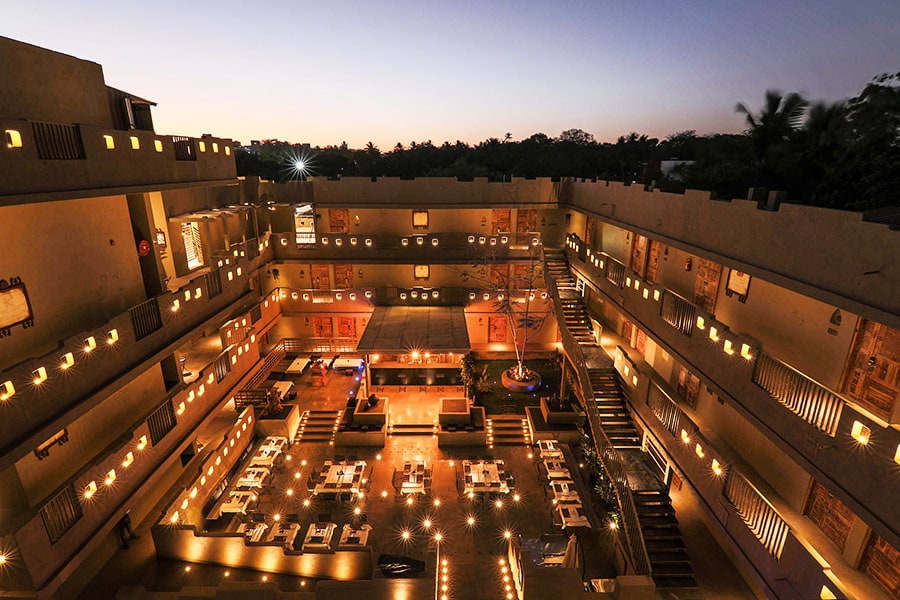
543;251;651;577
647;383;683;438
660;291;696;337
724;470;790;560
752;353;844;436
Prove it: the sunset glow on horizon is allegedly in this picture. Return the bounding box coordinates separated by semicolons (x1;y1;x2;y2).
5;0;898;148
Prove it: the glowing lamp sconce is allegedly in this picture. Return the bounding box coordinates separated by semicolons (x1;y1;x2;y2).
401;238;409;247
137;435;148;450
280;237;287;246
633;279;640;290
680;429;690;444
653;289;661;301
740;344;753;360
194;287;202;299
291;291;298;300
365;239;373;247
431;238;439;247
893;444;900;466
154;140;163;152
483;293;490;301
187;390;195;403
181;499;189;510
350;237;358;246
335;292;343;300
176;402;186;415
184;290;191;302
479;236;486;244
32;367;48;385
122;452;134;468
349;292;356;300
708;326;720;342
129;136;140;150
642;288;649;299
695;443;705;458
723;340;734;355
83;336;97;353
231;355;237;365
850;421;871;445
104;469;116;485
399;293;407;300
107;329;119;345
365;290;373;299
335;238;343;246
711;459;723;476
631;375;638;386
228;271;234;281
468;235;475;243
469;292;476;300
207;373;215;384
302;293;310;301
1;380;15;401
696;316;705;330
84;480;97;499
169;511;180;523
60;352;75;370
198;384;204;397
625;277;632;287
416;237;424;246
103;135;115;149
171;299;180;312
489;237;497;246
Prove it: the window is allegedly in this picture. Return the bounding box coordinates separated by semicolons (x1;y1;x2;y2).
181;222;204;270
412;210;429;228
294;205;316;245
40;485;82;544
414;264;430;280
212;142;219;153
199;141;207;153
224;145;231;156
5;129;23;148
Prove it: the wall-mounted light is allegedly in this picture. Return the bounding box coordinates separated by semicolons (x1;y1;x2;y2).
350;237;358;246
365;238;373;247
479;236;486;244
653;289;660;301
321;237;329;245
302;293;310;301
280;237;287;246
500;236;508;244
625;277;632;287
137;435;148;450
489;237;497;246
60;352;75;370
103;134;114;149
335;292;343;300
364;290;372;299
708;326;719;342
740;344;752;360
400;292;407;300
107;329;119;345
696;316;705;330
468;235;475;243
129;136;140;150
231;355;237;365
642;288;649;299
104;469;116;485
401;238;409;247
194;287;202;299
483;293;490;301
695;443;704;458
84;480;97;499
431;238;439;247
432;291;439;298
32;366;48;385
198;384;205;397
335;238;343;246
171;299;180;312
122;451;134;468
631;375;638;386
633;279;640;290
154;140;163;152
851;420;871;445
177;402;186;415
169;511;180;523
711;459;723;476
723;340;734;355
83;336;97;353
349;292;356;300
416;237;424;246
187;390;195;403
680;429;690;444
227;271;234;281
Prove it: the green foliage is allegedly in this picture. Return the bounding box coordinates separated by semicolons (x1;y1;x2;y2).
236;72;900;211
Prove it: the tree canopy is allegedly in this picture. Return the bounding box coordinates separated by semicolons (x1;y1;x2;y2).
236;71;900;211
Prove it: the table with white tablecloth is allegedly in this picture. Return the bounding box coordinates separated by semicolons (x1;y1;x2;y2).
462;459;509;495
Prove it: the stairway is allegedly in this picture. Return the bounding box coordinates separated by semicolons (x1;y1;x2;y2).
633;490;697;589
486;416;532;446
294;410;342;444
560;298;596;346
588;369;641;449
544;248;577;290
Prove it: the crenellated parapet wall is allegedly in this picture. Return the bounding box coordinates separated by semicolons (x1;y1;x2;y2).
563;179;900;329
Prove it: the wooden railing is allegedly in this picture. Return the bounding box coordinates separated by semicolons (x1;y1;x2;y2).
724;470;790;560
543;250;651;576
752;353;844;436
606;259;626;287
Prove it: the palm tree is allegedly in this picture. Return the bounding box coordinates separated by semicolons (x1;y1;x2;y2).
736;90;808;187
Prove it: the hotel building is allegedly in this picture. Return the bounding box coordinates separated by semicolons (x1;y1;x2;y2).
0;37;898;600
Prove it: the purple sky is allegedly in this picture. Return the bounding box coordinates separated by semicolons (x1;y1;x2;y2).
5;0;899;148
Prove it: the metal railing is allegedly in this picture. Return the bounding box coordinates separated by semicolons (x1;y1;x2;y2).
31;121;85;160
660;290;696;337
543;250;651;576
724;470;790;560
752;353;844;436
647;383;683;438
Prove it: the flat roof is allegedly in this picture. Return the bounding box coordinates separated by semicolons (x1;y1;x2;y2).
357;306;470;353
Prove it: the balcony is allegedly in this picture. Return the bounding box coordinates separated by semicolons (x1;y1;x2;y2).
0;119;236;203
0;238;270;469
563;236;900;551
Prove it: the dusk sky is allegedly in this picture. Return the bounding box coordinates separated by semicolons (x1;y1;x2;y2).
6;0;899;149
